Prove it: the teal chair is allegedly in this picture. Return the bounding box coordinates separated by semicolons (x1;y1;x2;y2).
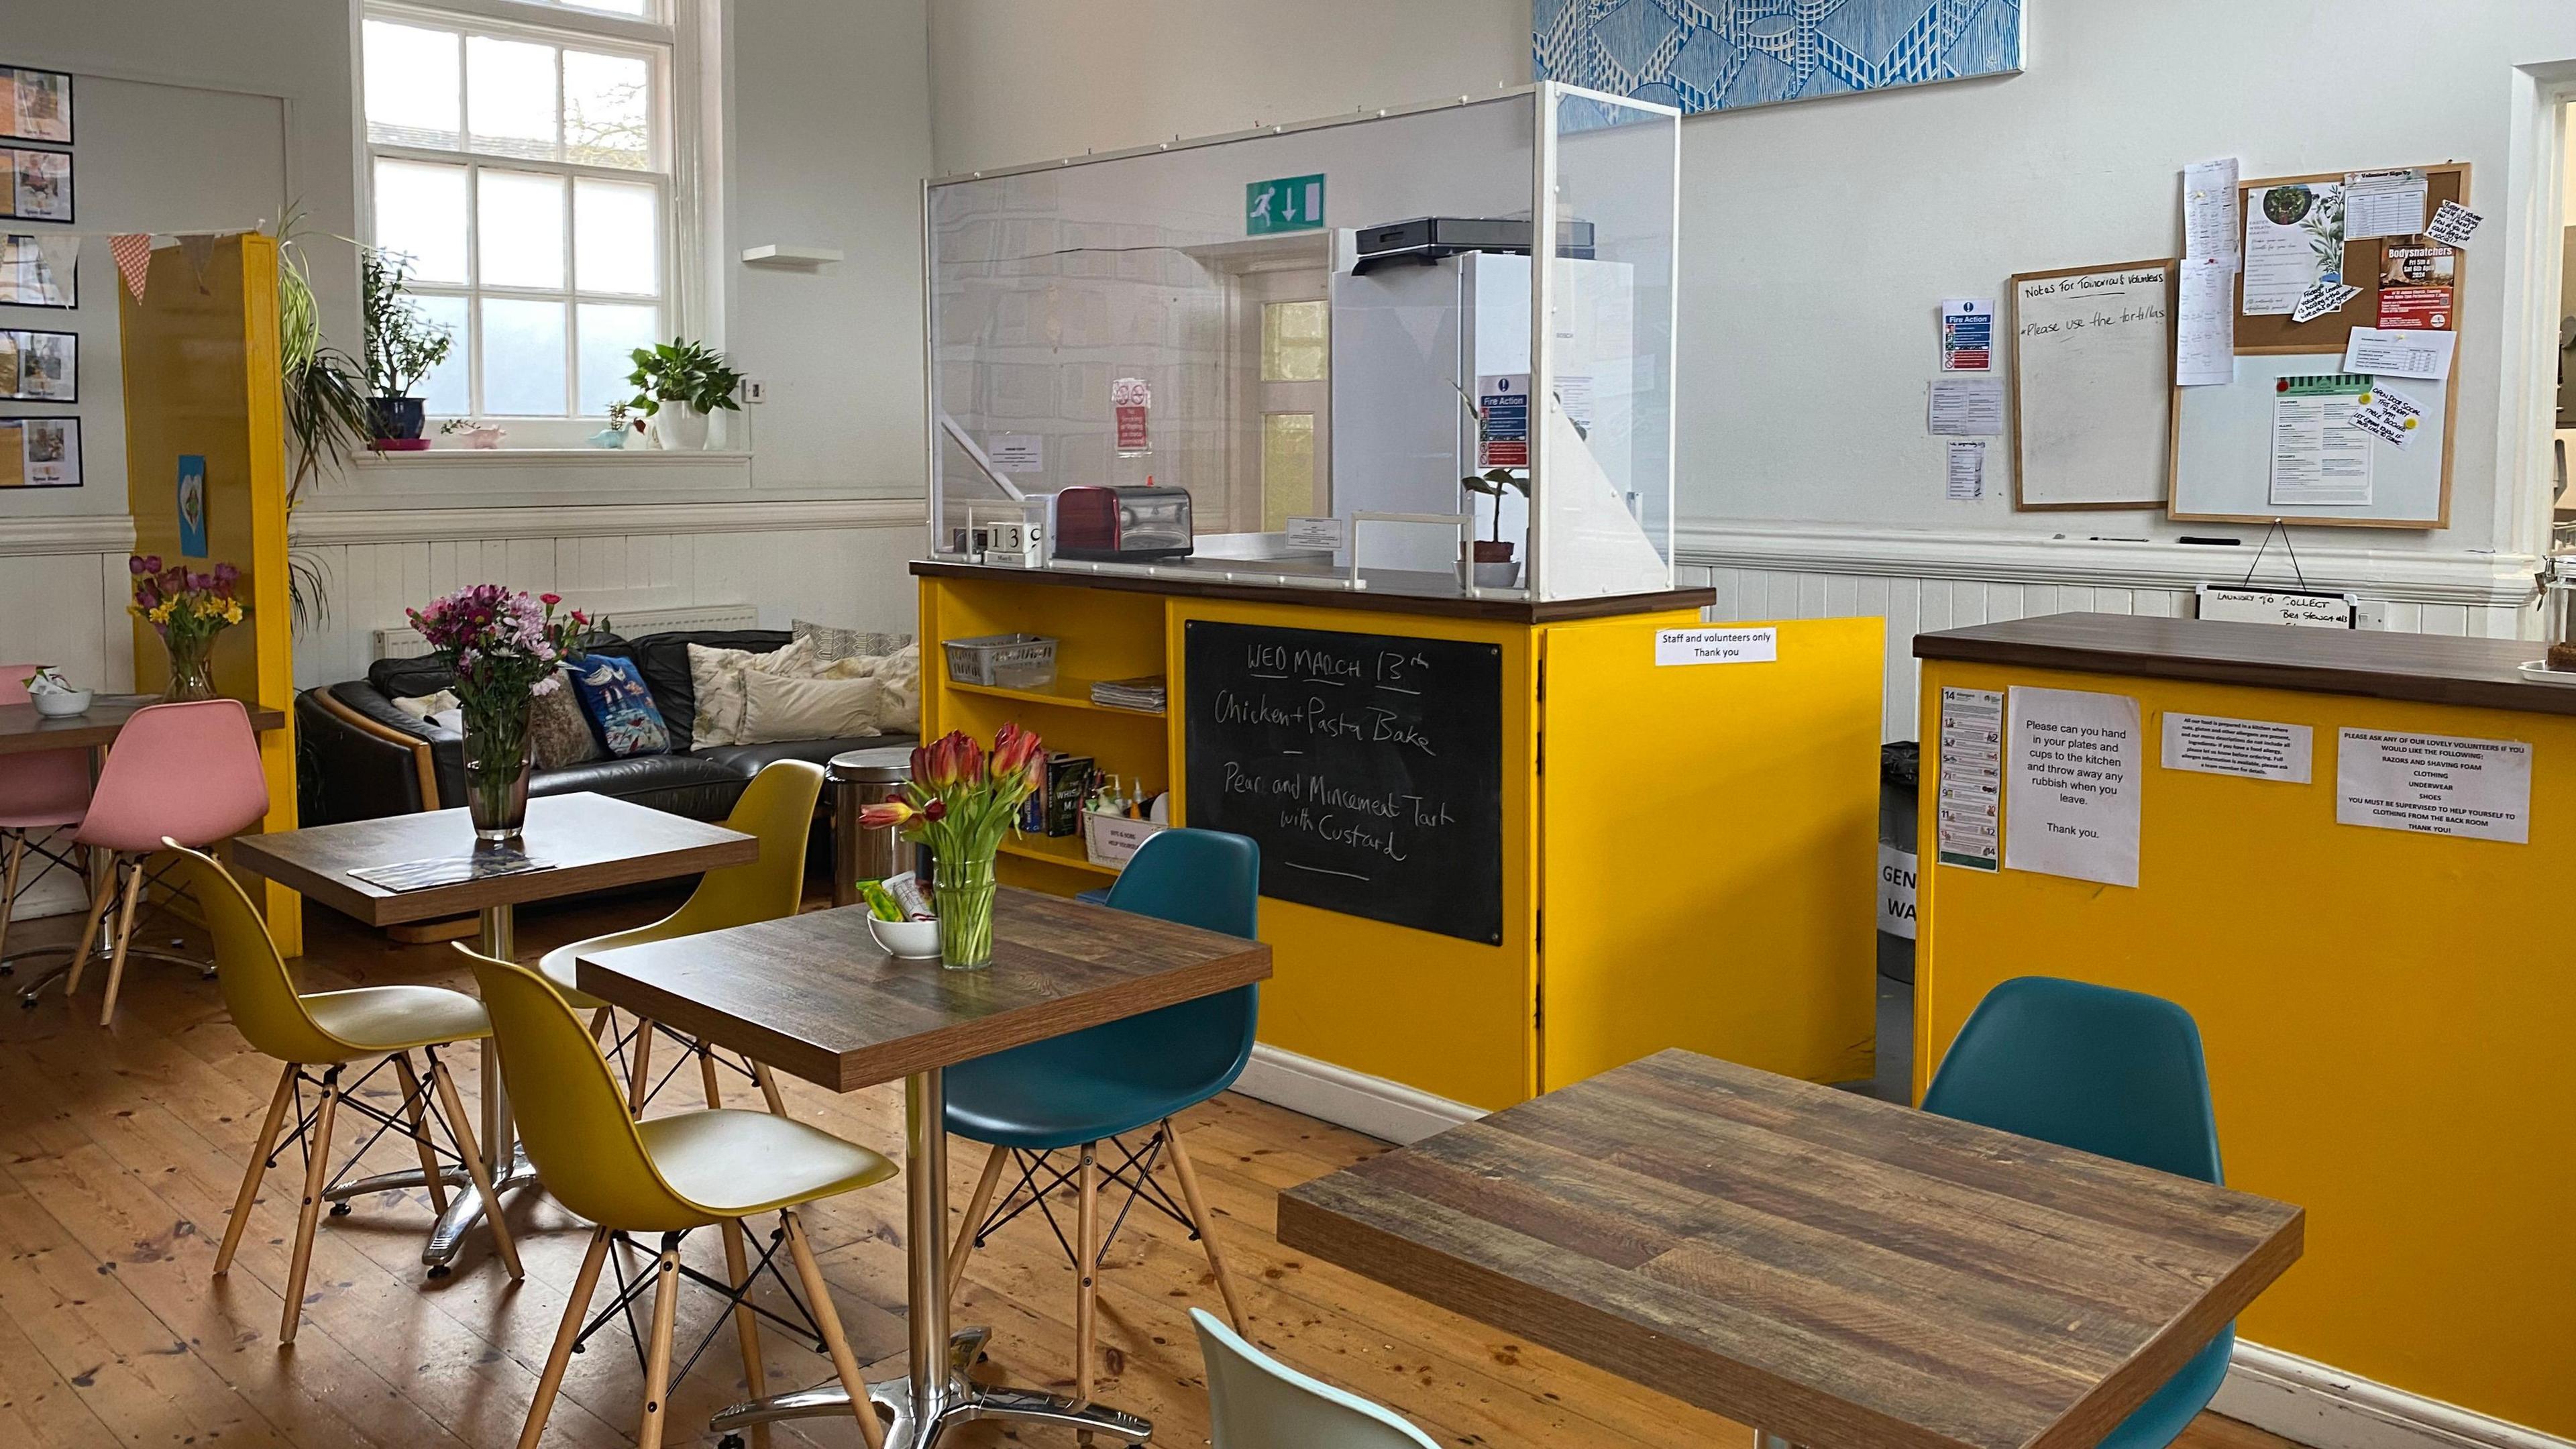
1192;1307;1438;1448
942;828;1260;1410
1921;976;2234;1449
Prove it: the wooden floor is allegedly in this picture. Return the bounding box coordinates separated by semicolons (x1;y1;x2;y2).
0;880;2310;1449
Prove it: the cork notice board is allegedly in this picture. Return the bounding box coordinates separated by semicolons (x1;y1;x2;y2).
2169;163;2467;528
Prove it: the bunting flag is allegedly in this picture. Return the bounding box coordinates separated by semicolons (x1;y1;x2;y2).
110;233;154;303
177;233;217;292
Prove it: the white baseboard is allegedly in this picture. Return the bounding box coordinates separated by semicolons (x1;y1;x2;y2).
2218;1342;2570;1449
1226;1047;2567;1449
1232;1043;1483;1146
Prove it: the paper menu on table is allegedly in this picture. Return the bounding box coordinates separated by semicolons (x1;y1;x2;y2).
1927;378;2004;436
1937;688;2003;871
2269;374;2374;506
2176;257;2235;386
2344;326;2455;380
2184;158;2241;266
2344;169;2428;241
2243;181;2344;316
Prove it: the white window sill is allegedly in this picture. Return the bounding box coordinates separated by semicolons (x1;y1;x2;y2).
355;447;755;467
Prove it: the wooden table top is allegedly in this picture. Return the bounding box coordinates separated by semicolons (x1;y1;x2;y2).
576;887;1273;1092
1916;612;2573;716
230;792;755;926
0;696;287;755
1277;1049;2304;1449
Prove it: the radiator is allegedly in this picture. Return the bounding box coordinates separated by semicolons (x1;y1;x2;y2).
371;602;762;660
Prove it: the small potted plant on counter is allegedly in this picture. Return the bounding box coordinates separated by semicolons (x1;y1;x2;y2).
626;338;743;450
439;417;507;449
1456;383;1529;588
591;401;640;449
362;248;453;450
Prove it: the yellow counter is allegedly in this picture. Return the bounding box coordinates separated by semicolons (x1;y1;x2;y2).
921;561;1884;1111
1915;613;2574;1438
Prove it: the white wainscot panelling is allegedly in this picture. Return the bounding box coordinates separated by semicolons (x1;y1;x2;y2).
1678;525;2536;743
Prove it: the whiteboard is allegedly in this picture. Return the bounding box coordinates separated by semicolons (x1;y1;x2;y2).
2009;261;2175;509
2171;352;2449;525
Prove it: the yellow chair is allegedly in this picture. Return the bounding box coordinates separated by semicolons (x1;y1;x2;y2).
460;945;896;1449
537;759;822;1113
168;842;523;1346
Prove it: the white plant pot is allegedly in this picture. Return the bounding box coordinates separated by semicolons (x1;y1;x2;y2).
653;405;710;450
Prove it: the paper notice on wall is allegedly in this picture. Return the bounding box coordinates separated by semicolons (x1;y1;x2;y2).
1945;440;1985;499
2183;158;2241;267
1927;378;2004;436
2350;381;2424;449
2162;712;2314;784
2377;244;2454;329
1939;297;1996;371
2005;686;2143;888
1477;372;1530;467
2425;200;2482;246
1112;376;1151;452
2243;181;2343;316
989;433;1044;473
2290;280;2361;324
2176;256;2236;386
1654;626;1777;666
2343;169;2428;241
2343;326;2455;380
2270;374;2374;506
1936;688;2004;871
2337;729;2530;843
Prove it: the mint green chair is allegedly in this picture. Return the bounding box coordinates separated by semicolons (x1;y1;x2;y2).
1192;1308;1439;1449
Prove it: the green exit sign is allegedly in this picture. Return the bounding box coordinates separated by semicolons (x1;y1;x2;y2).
1246;174;1325;235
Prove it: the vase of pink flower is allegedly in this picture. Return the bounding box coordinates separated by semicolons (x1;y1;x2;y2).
127;555;244;702
405;585;600;841
859;724;1045;969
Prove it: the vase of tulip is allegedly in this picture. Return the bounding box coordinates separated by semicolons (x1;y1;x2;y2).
128;555;245;702
405;586;600;841
861;724;1045;969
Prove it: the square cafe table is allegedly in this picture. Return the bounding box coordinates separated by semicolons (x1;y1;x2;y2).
574;886;1272;1449
1279;1049;2305;1449
229;792;755;1268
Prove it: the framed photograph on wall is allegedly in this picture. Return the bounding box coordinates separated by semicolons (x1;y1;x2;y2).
0;67;72;146
0;415;80;488
0;328;76;401
0;231;75;306
3;148;72;223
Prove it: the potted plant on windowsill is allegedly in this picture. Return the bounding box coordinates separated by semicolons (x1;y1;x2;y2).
362;248;454;450
627;338;743;450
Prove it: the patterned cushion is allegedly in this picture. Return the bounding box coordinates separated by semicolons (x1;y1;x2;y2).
530;669;604;769
792;619;914;664
567;655;671;758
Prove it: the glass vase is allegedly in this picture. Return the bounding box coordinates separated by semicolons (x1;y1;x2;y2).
462;700;536;842
934;853;998;970
162;633;218;702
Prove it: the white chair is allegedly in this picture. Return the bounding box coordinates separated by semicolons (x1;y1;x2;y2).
1192;1307;1440;1449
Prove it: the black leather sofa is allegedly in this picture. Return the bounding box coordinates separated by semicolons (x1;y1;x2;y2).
296;628;914;827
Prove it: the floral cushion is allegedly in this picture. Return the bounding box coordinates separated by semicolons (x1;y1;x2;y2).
530;667;604;769
792;619;914;664
567;654;670;758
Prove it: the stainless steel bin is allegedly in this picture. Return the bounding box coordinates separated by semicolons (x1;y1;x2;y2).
827;746;916;908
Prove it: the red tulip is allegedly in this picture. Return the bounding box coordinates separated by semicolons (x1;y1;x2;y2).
921;798;947;822
858;800;918;829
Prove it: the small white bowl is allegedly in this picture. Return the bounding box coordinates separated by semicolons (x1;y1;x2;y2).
867;915;941;960
30;690;92;718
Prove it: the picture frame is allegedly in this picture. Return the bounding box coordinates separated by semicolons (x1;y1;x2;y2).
0;415;80;488
0;327;77;401
0;231;75;307
2;147;74;224
0;66;72;146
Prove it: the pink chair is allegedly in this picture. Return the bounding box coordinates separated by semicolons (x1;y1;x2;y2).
24;700;271;1025
0;664;96;974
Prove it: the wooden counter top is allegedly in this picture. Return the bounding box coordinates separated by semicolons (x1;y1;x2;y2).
1915;612;2574;716
912;559;1714;624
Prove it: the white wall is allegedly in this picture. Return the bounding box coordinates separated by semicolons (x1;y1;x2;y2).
927;0;2576;736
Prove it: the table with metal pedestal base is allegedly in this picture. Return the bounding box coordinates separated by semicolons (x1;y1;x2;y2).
575;888;1270;1449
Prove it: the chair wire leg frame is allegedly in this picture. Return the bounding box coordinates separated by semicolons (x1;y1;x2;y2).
13;854;213;1006
707;1067;1153;1448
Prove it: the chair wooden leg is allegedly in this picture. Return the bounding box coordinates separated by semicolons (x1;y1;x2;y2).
391;1053;449;1214
781;1208;889;1449
0;830;25;965
1163;1118;1248;1332
752;1059;790;1117
517;1224;610;1449
945;1144;1009;1309
215;1063;297;1275
95;859;146;1026
428;1052;524;1280
587;1004;614;1042
636;1236;684;1449
61;855;117;994
696;1041;726;1110
718;1218;769;1446
1075;1142;1099;1408
625;1018;657;1114
279;1066;342;1345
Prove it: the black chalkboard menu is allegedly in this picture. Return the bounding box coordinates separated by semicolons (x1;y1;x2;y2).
1183;620;1503;944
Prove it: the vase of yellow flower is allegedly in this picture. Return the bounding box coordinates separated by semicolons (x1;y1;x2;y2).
128;555;244;702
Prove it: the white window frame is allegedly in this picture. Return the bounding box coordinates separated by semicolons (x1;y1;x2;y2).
358;0;710;446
